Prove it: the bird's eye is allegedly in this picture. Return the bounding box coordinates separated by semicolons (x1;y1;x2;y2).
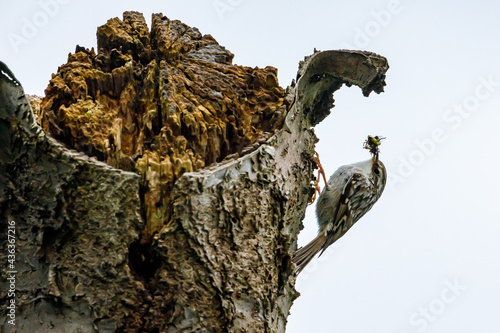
374;168;380;175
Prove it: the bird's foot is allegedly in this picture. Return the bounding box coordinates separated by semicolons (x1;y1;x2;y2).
308;152;328;205
308;182;322;205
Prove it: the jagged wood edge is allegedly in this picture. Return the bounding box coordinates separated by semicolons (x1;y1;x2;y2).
0;61;145;332
161;50;389;331
0;49;388;332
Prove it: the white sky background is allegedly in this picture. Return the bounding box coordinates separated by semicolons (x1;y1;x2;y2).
1;0;500;332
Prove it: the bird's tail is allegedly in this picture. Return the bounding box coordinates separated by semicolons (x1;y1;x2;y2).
292;233;328;274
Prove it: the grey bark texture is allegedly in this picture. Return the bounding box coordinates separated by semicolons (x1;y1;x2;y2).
0;50;388;333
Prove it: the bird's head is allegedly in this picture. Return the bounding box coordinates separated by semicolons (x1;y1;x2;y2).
362;135;387;192
371;158;387;194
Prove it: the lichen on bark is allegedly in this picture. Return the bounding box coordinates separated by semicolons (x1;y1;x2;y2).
1;11;389;333
38;11;285;241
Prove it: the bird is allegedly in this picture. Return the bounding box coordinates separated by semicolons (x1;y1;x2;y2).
292;136;387;274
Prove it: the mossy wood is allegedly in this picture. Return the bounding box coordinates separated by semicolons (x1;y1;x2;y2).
0;11;388;333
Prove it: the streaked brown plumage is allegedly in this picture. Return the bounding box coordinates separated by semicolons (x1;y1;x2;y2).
293;154;387;274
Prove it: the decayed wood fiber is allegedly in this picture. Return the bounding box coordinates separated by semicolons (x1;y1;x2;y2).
1;10;389;332
39;11;286;239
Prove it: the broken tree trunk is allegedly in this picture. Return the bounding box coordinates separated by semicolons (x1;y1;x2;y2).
0;11;388;333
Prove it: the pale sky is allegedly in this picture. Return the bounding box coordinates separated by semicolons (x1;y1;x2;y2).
2;1;500;332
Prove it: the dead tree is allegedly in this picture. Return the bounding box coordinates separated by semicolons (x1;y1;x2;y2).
0;11;388;333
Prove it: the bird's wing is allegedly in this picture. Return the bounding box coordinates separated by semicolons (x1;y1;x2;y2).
319;172;365;255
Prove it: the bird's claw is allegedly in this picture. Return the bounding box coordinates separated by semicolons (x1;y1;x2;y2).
309;152;328;205
308;182;322;205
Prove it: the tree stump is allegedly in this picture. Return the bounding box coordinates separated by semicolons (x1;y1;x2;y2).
0;11;388;333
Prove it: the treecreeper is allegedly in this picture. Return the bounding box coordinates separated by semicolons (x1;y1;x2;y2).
0;10;389;333
292;136;387;273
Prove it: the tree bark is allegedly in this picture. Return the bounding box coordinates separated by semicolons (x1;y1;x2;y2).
0;12;388;333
